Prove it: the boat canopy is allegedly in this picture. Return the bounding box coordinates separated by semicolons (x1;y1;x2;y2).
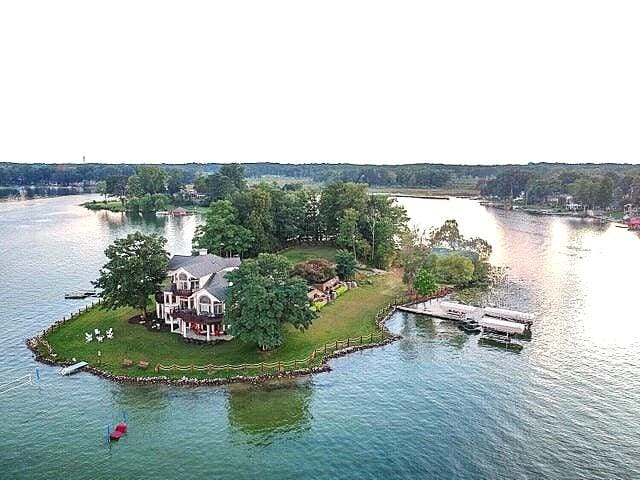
484;307;534;324
479;316;526;335
440;301;478;314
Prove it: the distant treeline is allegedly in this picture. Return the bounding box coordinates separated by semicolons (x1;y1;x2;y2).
1;161;639;191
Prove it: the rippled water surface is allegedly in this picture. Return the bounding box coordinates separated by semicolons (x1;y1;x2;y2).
1;195;639;479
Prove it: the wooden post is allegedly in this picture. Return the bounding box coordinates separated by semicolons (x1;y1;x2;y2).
260;363;264;374
370;332;373;342
324;344;327;354
191;364;194;373
155;364;159;373
294;360;298;370
360;335;363;344
346;338;350;347
278;361;282;372
334;340;338;350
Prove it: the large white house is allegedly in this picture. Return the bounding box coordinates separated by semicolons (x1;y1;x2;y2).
155;250;241;342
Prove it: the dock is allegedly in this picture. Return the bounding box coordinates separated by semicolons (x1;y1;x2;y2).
59;361;89;376
397;299;533;336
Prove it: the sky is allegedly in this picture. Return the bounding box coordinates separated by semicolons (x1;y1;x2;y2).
1;1;639;165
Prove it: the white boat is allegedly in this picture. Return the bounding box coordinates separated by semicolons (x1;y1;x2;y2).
59;361;89;376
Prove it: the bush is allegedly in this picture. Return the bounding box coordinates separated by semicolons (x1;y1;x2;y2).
292;258;336;284
335;285;348;296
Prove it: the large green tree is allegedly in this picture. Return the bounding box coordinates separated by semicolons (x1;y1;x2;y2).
137;166;167;194
194;200;253;257
225;254;315;350
424;253;475;286
92;232;169;318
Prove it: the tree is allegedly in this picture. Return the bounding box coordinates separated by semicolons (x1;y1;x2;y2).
425;253;475;286
292;259;336;284
166;168;184;195
137;166;167;194
225;254;315;350
362;195;408;268
397;227;430;286
126;175;145;197
414;267;438;296
335;250;357;280
96;180;107;201
319;182;368;236
336;208;361;259
92;232;169;319
194;200;253;257
106;175;128;198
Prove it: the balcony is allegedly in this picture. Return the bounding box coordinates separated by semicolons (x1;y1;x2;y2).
171;284;194;297
172;309;223;325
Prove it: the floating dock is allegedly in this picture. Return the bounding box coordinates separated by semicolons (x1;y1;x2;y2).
397;299;533;336
59;361;89;376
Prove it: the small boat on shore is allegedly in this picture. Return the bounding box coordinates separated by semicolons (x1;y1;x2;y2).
59;361;88;375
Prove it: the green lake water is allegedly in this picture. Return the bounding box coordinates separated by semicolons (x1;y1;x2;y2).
1;194;639;479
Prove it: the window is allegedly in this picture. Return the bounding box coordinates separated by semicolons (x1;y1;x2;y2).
199;296;211;314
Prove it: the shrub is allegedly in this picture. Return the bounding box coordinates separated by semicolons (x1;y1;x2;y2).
292;259;336;284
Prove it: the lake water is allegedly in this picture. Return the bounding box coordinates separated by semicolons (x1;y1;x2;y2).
1;194;639;479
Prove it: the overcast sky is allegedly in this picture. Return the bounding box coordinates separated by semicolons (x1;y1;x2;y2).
1;1;639;165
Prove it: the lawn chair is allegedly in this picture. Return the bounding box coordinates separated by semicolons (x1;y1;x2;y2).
122;359;133;367
138;360;149;369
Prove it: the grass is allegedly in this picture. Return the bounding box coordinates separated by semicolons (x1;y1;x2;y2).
43;266;404;379
83;200;125;212
279;246;337;263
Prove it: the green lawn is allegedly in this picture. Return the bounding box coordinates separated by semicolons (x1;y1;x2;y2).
280;246;337;263
43;269;404;379
82;200;125;212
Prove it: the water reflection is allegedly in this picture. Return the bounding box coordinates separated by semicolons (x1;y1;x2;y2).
226;379;312;444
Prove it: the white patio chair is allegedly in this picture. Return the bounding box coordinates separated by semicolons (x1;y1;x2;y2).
96;335;104;342
85;333;93;343
106;331;113;339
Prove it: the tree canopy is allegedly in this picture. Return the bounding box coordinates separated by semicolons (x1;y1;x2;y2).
92;232;169;318
335;250;357;280
225;254;316;350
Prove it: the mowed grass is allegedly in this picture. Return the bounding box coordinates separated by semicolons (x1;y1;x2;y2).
44;247;404;379
279;246;337;263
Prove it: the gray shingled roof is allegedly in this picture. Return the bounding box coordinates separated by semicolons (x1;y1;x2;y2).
168;254;240;278
202;270;233;301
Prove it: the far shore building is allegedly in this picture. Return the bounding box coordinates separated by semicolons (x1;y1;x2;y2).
155;250;240;342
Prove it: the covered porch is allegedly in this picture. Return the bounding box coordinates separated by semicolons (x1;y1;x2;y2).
171;309;232;342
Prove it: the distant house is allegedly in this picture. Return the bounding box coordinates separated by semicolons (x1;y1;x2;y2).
155;251;240;341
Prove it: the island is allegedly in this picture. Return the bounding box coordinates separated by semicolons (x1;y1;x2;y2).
28;167;498;385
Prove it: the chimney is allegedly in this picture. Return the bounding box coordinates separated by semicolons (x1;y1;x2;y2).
198;249;208;256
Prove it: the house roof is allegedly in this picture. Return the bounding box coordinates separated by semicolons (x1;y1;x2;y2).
168;254;240;278
202;270;233;301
